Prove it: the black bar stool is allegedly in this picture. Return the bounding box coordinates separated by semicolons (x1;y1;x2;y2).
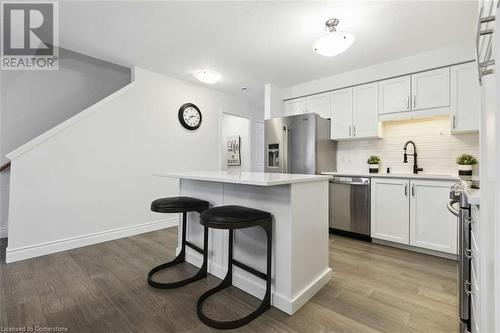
196;205;272;330
148;196;209;289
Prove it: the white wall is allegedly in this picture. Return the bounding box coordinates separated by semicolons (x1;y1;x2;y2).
220;113;250;171
0;47;131;238
337;116;479;175
5;67;263;262
280;41;474;100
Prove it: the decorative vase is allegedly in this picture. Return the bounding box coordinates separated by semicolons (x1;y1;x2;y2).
369;164;379;174
458;164;473;176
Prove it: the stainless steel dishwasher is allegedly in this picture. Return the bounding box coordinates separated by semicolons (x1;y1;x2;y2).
329;177;371;240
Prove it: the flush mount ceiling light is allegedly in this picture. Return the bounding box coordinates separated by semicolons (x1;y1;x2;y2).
194;69;222;84
312;18;355;57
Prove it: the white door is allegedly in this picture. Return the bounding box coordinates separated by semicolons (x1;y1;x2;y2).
283;98;306;116
411;67;450;111
371;178;410;244
331;87;353;140
378;75;411;114
409;180;457;254
450;63;480;133
306;92;331;118
353;82;381;138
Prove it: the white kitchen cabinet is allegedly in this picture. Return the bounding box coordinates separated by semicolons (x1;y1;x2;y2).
306;92;331;119
371;178;410;244
331;84;382;140
378;68;450;117
450;62;480;133
409;180;457;254
411;67;450;111
331;87;353;140
353;82;382;138
378;75;411;115
283;98;306;116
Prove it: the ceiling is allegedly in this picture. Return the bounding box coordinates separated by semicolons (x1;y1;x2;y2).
58;1;477;104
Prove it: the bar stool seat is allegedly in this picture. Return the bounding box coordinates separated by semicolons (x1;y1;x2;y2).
197;205;273;330
151;196;209;213
199;205;271;229
148;196;209;289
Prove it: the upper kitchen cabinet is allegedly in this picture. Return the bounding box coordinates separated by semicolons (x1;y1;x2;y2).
283;92;331;118
411;67;450;111
378;75;411;115
331;87;353;140
305;92;331;119
353;82;383;139
450;62;480;133
331;84;382;140
378;68;451;120
283;97;306;116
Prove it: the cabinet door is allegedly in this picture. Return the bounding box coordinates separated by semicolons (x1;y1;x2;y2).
353;82;381;138
283;98;306;116
331;88;353;140
450;63;480;133
411;67;450;111
378;75;411;114
371;178;410;244
306;92;331;119
409;180;457;254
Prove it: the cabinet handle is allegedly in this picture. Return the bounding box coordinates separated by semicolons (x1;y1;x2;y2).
404;184;408;196
412;95;416;108
406;96;410;109
353;125;356;137
349;125;351;137
452;115;456;129
411;184;415;197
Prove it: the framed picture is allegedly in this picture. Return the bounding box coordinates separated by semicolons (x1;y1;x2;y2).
227;135;241;166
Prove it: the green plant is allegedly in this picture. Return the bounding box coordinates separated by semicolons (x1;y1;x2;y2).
456;154;478;165
367;155;380;165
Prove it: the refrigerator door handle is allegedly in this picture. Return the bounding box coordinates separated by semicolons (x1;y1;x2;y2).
282;126;289;174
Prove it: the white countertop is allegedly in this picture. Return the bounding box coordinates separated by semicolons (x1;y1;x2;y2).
322;171;460;181
154;171;332;186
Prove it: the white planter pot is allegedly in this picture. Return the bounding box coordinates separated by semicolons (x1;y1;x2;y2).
368;164;379;174
458;164;473;176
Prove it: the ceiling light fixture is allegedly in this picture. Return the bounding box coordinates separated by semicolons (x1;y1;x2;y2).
194;69;222;84
312;18;355;57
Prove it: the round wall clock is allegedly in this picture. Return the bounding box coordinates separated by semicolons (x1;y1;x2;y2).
178;103;202;130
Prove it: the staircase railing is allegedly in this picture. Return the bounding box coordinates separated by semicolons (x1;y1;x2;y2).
0;161;11;172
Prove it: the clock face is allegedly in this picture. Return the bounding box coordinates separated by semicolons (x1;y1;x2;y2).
178;103;202;130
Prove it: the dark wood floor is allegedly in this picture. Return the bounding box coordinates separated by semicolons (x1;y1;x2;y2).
0;228;458;332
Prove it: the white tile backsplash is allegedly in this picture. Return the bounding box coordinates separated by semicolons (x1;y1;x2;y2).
337;116;479;175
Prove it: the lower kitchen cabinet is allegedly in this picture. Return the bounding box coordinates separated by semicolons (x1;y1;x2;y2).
371;177;457;255
410;179;457;254
371;178;410;244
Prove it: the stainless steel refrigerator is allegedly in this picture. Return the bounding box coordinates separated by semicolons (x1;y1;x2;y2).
264;113;336;174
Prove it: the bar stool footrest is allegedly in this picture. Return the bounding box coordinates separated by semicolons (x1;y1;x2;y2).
148;251;207;289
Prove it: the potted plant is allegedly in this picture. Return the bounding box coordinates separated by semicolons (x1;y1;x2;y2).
456;154;478;176
367;155;380;174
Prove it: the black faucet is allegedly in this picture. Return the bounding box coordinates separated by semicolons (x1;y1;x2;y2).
403;140;423;174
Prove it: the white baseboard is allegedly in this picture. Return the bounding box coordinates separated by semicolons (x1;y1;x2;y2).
6;217;179;263
185;249;331;315
0;226;7;239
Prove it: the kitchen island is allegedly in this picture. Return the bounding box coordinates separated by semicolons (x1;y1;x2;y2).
154;171;332;314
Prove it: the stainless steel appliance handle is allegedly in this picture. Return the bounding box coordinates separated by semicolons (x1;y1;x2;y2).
447;199;459;217
331;177;369;185
282;126;287;173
